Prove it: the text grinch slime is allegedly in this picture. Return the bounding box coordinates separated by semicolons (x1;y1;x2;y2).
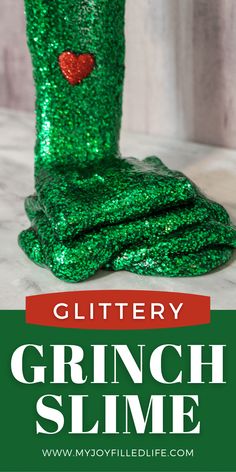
11;343;225;435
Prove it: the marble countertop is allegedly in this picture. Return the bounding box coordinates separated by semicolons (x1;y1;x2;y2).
0;107;236;309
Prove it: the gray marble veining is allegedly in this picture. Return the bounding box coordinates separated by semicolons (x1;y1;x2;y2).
0;108;235;309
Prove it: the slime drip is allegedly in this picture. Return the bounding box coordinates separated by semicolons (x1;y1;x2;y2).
19;0;236;282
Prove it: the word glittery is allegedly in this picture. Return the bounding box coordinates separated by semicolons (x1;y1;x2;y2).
19;0;236;282
53;301;183;321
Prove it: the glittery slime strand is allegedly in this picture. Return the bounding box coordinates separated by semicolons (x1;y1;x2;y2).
25;0;125;171
19;0;236;281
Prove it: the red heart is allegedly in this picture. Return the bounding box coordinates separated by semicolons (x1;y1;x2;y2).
59;52;95;85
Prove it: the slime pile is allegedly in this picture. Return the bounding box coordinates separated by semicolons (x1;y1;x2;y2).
19;0;236;282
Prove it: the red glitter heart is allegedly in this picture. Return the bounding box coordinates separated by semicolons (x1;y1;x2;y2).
59;52;95;85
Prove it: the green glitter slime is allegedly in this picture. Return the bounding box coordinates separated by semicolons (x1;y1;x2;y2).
19;0;236;282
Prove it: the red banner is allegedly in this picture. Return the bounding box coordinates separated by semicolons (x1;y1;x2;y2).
26;291;210;330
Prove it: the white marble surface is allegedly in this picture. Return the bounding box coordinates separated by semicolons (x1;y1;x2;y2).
0;107;236;309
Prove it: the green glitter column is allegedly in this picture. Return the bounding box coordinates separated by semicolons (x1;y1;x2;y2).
24;0;125;171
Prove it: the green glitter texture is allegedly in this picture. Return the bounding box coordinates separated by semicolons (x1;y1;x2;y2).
19;0;236;282
25;0;125;171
